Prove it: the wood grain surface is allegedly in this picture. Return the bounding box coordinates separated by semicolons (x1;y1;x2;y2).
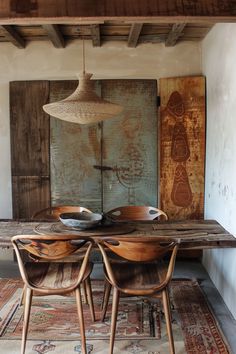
0;220;235;250
10;81;50;219
1;1;236;22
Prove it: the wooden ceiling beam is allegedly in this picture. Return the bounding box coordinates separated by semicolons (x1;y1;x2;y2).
0;1;236;24
42;24;65;48
90;24;101;47
127;23;143;47
0;25;25;48
165;23;186;46
0;19;106;25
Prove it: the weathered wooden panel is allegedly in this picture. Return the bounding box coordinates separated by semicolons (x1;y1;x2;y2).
10;80;50;176
12;176;50;219
10;80;50;219
50;81;102;212
160;76;205;220
102;80;157;212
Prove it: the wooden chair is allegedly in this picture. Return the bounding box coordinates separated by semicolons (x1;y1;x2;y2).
12;234;95;354
32;205;92;221
31;205;92;306
97;236;179;354
101;205;168;311
105;205;168;221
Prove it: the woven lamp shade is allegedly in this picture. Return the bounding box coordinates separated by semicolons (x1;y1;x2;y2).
43;72;123;124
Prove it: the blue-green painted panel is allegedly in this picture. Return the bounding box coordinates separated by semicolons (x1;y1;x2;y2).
50;81;102;212
101;80;157;211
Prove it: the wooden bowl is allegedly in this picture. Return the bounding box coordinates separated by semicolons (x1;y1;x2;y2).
59;212;102;229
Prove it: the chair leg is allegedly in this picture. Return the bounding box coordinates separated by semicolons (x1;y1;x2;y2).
162;289;175;354
85;277;95;322
21;287;32;354
82;281;88;304
166;286;173;321
19;284;26;306
101;281;112;322
101;280;108;310
109;287;120;354
75;287;87;354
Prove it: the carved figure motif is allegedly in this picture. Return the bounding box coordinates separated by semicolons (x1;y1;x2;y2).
166;91;185;118
117;144;144;188
171;122;190;162
171;164;193;207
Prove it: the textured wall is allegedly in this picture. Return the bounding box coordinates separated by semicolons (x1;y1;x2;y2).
0;40;201;220
202;24;236;319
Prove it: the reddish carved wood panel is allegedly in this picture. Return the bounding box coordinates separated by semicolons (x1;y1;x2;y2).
160;76;205;220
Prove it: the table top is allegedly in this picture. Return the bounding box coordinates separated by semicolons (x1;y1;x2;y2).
0;219;235;250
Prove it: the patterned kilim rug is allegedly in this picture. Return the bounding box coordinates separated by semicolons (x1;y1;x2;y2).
0;278;231;354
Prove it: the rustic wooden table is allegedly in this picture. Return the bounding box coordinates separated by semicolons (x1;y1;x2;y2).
0;219;235;250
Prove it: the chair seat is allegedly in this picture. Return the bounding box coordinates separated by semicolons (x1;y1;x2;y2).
26;261;93;290
108;260;168;291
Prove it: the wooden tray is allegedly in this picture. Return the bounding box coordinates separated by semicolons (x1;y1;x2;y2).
34;222;135;236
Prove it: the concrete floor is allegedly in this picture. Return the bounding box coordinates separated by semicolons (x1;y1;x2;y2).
1;260;236;353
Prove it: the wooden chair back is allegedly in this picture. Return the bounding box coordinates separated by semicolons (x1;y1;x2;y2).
32;205;92;221
12;234;90;260
99;236;177;262
105;206;168;221
12;234;93;292
97;236;179;294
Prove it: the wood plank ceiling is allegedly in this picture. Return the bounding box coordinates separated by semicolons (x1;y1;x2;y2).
1;0;236;49
0;22;214;48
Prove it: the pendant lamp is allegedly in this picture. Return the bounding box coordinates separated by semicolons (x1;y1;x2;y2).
43;41;123;124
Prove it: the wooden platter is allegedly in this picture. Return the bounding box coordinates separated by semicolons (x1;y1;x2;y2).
34;222;135;237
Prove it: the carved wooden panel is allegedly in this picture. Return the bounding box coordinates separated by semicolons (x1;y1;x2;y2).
102;80;157;211
49;81;102;212
10;81;50;219
160;76;205;220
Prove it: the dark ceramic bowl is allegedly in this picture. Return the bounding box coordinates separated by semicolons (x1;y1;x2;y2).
59;212;102;229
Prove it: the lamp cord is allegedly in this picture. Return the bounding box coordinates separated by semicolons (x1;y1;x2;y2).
82;39;85;74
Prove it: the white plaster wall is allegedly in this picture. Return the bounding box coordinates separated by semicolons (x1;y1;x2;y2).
0;40;201;260
202;24;236;319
